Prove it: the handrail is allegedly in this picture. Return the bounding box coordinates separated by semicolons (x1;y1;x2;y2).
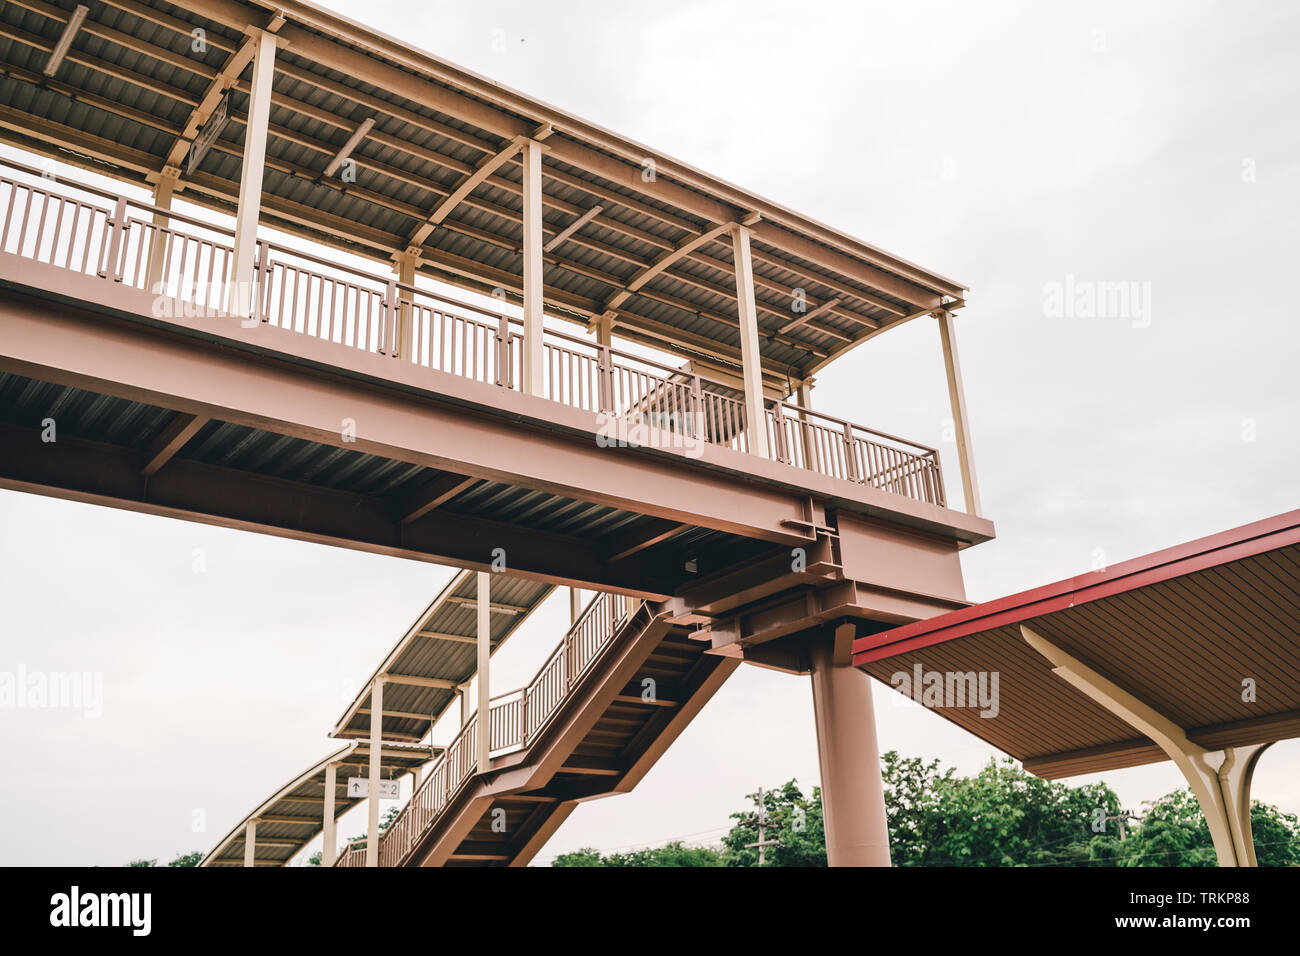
0;160;946;508
374;590;632;867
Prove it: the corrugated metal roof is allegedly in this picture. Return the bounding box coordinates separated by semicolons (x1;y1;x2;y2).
332;568;555;741
200;740;436;866
0;0;967;383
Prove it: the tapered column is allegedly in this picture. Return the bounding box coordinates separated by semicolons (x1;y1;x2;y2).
809;634;891;866
322;761;338;866
365;676;384;866
936;309;981;516
476;570;492;773
731;224;769;458
520;139;545;397
226;28;276;318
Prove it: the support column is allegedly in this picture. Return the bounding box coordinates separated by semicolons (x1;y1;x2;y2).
365;676;384;867
476;570;491;773
145;166;180;293
242;820;257;868
808;633;891;866
569;587;582;625
457;683;470;727
731;224;769;458
226;28;276;318
394;248;418;360
1021;625;1269;866
796;379;817;471
936;309;981;516
322;761;338;867
520;139;545;397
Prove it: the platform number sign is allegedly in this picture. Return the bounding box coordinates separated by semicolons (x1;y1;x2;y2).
347;777;399;799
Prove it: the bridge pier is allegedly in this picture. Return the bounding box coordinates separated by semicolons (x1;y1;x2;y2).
809;633;891;867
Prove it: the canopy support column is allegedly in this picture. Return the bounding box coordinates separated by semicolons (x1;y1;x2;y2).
477;570;491;773
809;628;891;866
521;139;545;397
144;166;179;293
322;760;338;867
242;819;257;868
936;309;981;516
796;378;817;471
226;28;276;318
394;248;418;360
731;223;769;459
1022;625;1269;866
570;587;582;624
365;676;384;867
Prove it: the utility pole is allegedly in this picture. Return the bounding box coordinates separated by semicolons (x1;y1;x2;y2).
744;786;780;866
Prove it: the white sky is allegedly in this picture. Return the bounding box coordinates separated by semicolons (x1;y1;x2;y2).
1;0;1297;865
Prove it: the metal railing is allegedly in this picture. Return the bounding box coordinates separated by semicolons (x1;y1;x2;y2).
372;590;631;867
0;160;945;508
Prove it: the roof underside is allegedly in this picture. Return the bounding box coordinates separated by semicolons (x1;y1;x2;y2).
855;511;1300;779
332;569;554;742
202;741;435;866
0;0;966;380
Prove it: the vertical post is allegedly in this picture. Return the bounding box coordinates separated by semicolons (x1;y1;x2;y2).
809;632;891;866
569;587;582;625
520;138;545;397
458;684;470;727
591;314;614;413
476;570;491;773
145;168;179;293
394;249;417;360
796;380;818;472
243;820;257;868
99;197;128;281
227;28;276;318
496;312;512;388
365;676;383;867
730;224;769;458
322;761;338;867
936;309;981;516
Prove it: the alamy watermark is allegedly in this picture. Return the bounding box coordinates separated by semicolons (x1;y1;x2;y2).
0;665;103;718
890;664;1000;718
1043;274;1152;328
595;411;704;459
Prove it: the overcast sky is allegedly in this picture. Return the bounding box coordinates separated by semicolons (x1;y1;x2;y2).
1;0;1297;865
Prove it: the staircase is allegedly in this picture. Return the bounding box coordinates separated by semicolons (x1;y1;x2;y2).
336;591;738;866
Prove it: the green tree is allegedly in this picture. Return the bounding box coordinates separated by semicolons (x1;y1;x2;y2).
552;842;722;866
721;780;825;866
1122;787;1300;867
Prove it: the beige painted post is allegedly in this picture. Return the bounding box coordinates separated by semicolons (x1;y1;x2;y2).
322;761;338;866
520;139;545;397
365;676;383;867
936;309;981;516
226;29;276;318
394;249;418;360
569;587;582;624
243;819;257;867
796;379;817;471
476;570;491;773
731;224;770;459
144;168;179;293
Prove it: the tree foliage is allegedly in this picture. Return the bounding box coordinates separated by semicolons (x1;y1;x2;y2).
553;752;1300;867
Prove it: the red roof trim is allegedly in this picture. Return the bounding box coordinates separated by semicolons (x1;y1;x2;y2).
852;509;1300;666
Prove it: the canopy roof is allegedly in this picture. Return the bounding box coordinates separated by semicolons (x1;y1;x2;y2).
332;570;553;742
854;510;1300;778
0;0;966;380
200;740;437;866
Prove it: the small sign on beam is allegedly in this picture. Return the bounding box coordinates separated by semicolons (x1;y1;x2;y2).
186;92;231;176
346;777;399;800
